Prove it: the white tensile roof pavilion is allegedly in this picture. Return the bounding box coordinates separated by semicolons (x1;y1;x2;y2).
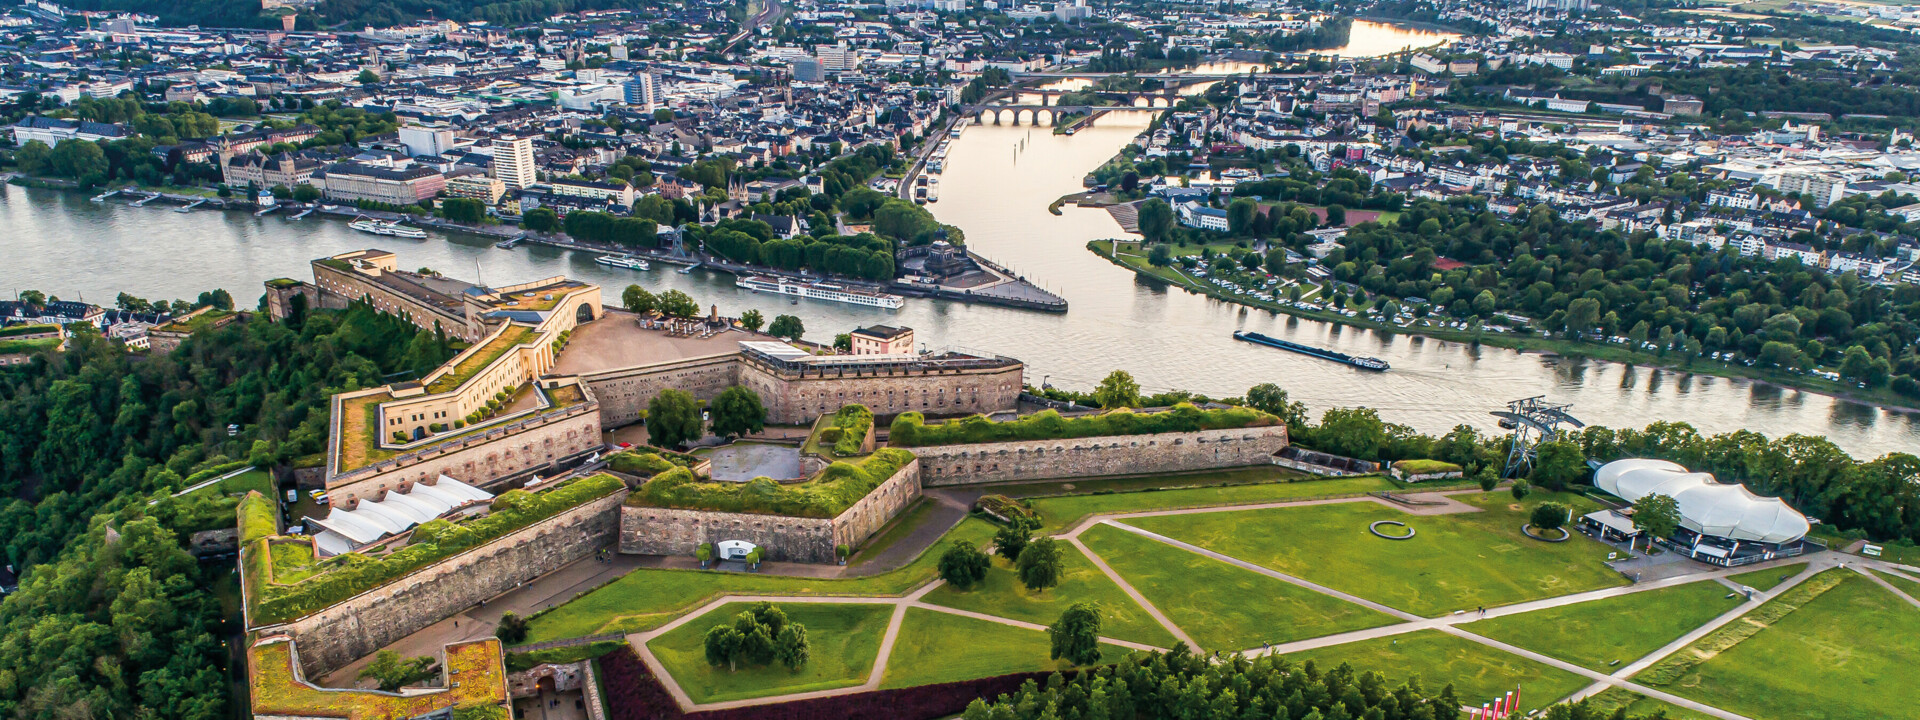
308;475;493;556
1594;458;1810;545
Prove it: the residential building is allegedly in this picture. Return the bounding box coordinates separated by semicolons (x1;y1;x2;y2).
850;325;916;355
492;135;537;190
444;174;507;205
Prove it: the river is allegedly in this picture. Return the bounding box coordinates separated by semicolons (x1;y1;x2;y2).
2;108;1915;458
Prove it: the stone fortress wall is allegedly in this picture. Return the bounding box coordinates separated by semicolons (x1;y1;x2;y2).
618;458;921;563
913;425;1291;486
579;353;742;428
326;399;603;509
268;490;626;679
741;359;1025;425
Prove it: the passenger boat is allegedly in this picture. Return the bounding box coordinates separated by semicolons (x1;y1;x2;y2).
1232;330;1389;371
736;275;903;310
348;216;427;238
595;254;650;271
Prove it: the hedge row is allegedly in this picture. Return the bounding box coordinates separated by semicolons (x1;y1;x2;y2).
626;448;914;518
608;451;686;477
184;459;252;488
888;403;1278;447
598;644;1052;720
250;474;625;625
827;404;874;457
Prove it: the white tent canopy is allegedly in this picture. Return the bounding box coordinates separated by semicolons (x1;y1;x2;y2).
1594;459;1810;545
308;475;493;555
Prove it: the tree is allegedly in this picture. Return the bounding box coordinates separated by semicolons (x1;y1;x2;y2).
1324;204;1347;226
1049;602;1103;665
647;389;703;448
1530;502;1570;531
49;139;109;182
1510;479;1532;500
523;207;558;232
1016;536;1063;592
441;197;486;223
740;308;765;332
1631;492;1681;551
938;539;992;589
704;603;806;672
1136;198;1175;242
1530;440;1586;491
709;386;766;440
356;69;380;84
496;612;530;644
768;314;805;341
292;184;321;203
833;333;853;352
622;284;656;315
358;650;437;692
704;625;743;672
994;516;1037;562
1148;243;1172;267
1227;198;1259;236
1314;407;1386;459
1093;370;1142;409
1244;383;1307;427
657;289;700;318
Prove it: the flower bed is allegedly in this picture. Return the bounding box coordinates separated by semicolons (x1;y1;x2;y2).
888;404;1277;447
625;448;913;519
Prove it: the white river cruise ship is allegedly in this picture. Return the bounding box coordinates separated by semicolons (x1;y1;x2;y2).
736;275;904;310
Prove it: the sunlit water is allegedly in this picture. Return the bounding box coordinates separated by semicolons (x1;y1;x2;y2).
1;104;1914;458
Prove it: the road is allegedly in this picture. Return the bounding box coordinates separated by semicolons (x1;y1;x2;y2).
723;0;783;52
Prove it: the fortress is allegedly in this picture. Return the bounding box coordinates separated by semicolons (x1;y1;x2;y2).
244;252;1291;718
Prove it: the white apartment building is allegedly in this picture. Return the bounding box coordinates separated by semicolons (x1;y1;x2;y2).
491;135;537;190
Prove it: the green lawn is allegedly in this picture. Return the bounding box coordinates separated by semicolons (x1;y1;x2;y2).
1873;569;1920;599
1585;688;1719;720
1078;523;1397;652
1027;474;1405;532
1463;580;1743;671
1653;575;1918;720
921;544;1179;648
1724;562;1806;592
1281;630;1590;715
1123;492;1626;616
524;519;997;644
647;602;893;703
220;469;275;496
879;608;1131;689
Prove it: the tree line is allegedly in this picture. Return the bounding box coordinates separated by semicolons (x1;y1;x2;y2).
0;300;450;718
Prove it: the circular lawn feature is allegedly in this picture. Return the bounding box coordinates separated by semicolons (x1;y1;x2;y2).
1368;520;1415;540
1521;524;1571;542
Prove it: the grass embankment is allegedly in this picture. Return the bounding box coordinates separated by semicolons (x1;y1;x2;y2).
625;448;913;518
646;602;893;703
1637;572;1915;720
522;519;999;644
805;404;874;459
249;639;507;719
1122;491;1626;617
888;403;1278;447
427;324;534;394
1079;523;1397;652
1088;238;1920;410
879;608;1131;689
1463;580;1743;671
1026;473;1407;532
1281;630;1590;715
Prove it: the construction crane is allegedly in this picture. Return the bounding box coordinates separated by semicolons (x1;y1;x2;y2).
1490;396;1583;479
